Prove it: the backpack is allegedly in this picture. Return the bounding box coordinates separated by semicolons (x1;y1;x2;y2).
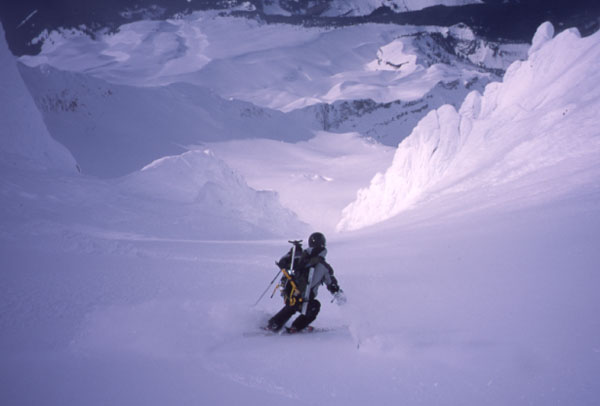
277;246;323;306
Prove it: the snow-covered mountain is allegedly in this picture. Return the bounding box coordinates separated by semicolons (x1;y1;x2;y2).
18;13;528;153
289;23;527;145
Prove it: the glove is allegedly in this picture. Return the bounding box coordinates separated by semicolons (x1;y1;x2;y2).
327;278;340;294
332;290;347;306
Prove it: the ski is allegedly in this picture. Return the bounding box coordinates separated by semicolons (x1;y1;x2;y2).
243;325;346;337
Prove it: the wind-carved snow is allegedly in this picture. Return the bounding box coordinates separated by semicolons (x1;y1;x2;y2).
528;21;555;56
337;105;463;230
117;149;306;237
338;23;600;231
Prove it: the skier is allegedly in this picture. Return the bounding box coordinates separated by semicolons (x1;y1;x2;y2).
266;232;346;333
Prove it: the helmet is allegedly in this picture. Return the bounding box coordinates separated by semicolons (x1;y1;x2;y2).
308;232;326;249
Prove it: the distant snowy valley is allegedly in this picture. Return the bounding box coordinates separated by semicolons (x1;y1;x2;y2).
1;8;600;406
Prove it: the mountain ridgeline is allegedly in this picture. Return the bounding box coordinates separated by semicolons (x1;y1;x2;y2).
1;0;597;56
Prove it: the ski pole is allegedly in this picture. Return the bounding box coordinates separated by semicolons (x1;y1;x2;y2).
253;268;282;307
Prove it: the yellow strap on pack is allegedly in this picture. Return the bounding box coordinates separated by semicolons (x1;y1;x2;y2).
281;268;300;306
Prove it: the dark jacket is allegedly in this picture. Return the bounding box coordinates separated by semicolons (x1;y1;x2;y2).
279;246;340;303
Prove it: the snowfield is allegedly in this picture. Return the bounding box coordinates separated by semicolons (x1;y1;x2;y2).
2;13;600;406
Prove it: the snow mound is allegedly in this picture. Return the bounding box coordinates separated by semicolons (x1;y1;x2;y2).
118;149;306;238
338;23;600;231
0;24;76;172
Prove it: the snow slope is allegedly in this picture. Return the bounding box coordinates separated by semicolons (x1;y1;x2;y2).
3;160;599;406
206;131;396;233
338;23;600;230
0;25;76;172
0;149;306;244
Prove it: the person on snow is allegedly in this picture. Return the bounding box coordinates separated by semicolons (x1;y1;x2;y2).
266;232;346;333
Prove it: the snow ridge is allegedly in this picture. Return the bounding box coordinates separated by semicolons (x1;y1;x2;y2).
338;23;600;231
118;149;305;237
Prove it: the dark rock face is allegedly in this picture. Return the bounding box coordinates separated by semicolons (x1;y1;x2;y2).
290;78;487;147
